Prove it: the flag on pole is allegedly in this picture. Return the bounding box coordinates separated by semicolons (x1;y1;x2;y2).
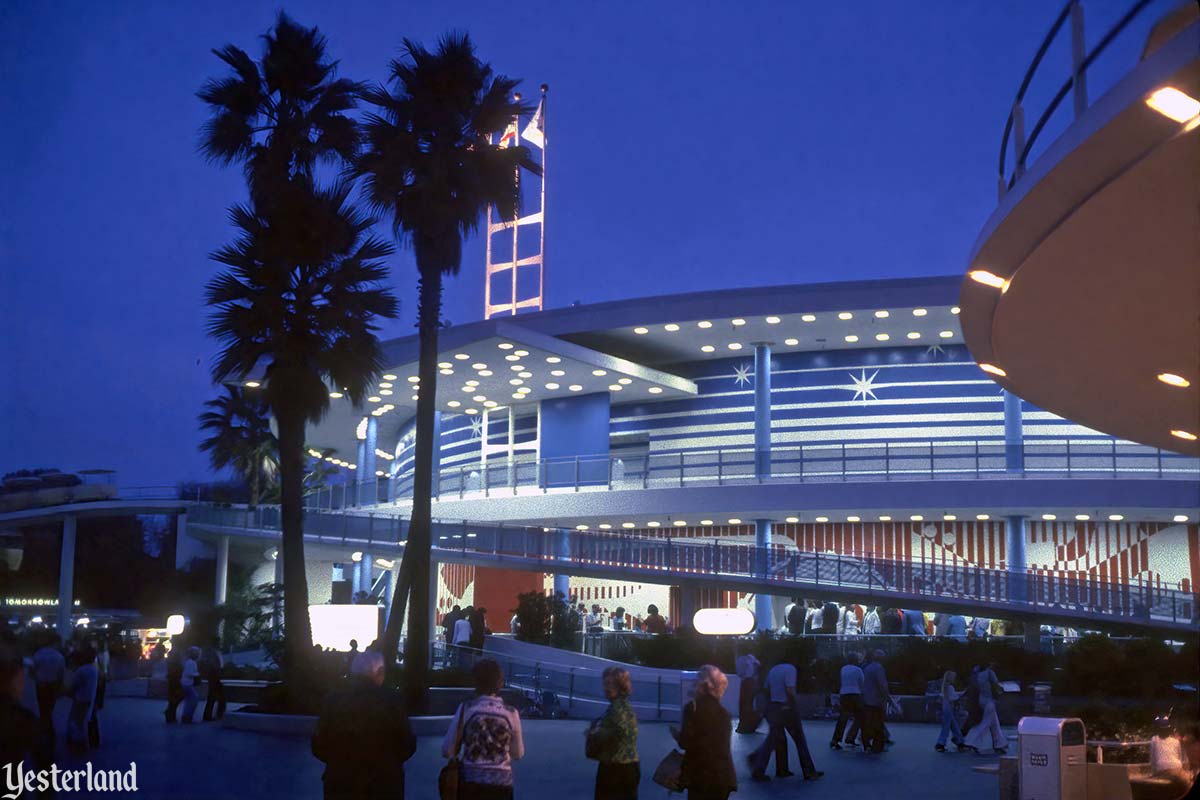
498;119;519;148
522;98;545;148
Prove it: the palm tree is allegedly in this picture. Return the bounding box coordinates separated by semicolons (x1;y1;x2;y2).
199;14;395;682
198;385;277;506
356;33;534;700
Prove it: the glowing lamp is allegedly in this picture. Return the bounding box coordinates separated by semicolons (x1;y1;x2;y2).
979;363;1007;377
166;615;186;636
693;607;755;636
1157;373;1190;388
969;269;1007;289
1146;87;1200;122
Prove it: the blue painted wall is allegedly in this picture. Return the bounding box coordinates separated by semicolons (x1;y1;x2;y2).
540;392;611;487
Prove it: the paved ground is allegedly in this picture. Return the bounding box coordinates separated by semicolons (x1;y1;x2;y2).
32;695;1003;799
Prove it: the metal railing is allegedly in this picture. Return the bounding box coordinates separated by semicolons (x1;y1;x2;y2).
309;437;1199;509
188;504;1199;630
998;0;1160;196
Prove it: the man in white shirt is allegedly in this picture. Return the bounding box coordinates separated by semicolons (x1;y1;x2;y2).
452;607;474;668
585;604;605;633
748;657;823;782
830;652;864;749
863;607;881;635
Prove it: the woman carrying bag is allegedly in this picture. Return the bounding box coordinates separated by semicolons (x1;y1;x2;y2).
442;659;524;800
587;667;640;800
673;665;736;800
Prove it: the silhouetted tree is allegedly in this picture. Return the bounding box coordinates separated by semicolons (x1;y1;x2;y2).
198;385;277;507
356;33;533;700
199;15;396;683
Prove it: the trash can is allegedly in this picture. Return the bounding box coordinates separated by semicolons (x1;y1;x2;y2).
1018;716;1087;800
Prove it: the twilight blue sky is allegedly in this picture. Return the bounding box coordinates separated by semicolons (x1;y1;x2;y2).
0;1;1154;486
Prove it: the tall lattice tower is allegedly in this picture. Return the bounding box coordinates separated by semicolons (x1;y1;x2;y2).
484;85;547;319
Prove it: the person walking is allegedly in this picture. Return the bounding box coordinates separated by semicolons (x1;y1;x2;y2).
453;607;474;668
312;651;416;799
676;665;737;800
830;652;864;750
201;637;226;721
180;646;202;724
589;667;639;800
734;646;762;734
860;649;896;753
443;659;525;800
164;639;186;723
963;662;1007;754
469;607;489;650
935;671;967;752
31;634;65;732
748;656;823;781
65;644;98;749
90;640;109;747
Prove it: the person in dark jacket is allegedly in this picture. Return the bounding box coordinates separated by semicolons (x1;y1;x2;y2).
675;665;737;800
879;608;903;635
0;644;38;770
163;639;185;723
312;651;416;800
201;637;226;721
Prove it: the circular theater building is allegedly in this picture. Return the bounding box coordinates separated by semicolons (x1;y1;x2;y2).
187;275;1200;639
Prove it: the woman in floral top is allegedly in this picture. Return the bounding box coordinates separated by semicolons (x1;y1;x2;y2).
443;659;525;800
592;666;639;799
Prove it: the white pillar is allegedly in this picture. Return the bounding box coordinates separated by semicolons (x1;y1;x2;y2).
215;535;230;605
507;406;516;489
57;515;77;636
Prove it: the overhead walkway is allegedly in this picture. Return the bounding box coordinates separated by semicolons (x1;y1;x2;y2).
188;504;1199;636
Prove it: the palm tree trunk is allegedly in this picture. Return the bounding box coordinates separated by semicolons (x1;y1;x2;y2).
275;402;314;689
384;267;441;709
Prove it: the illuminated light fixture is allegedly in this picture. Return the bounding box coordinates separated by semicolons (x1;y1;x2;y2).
647;521;660;527
910;514;924;521
939;330;953;338
464;408;478;415
484;400;498;408
951;306;961;315
700;519;713;526
550;369;566;377
701;345;716;353
576;524;588;531
907;332;921;340
511;393;524;399
728;518;742;525
592;369;607;376
546;356;561;364
874;310;889;318
375;557;394;569
648;387;663;394
447;400;461;408
438;362;452;369
1146;87;1200;122
440;368;454;376
461;386;474;393
514;350;529;357
509;379;523;386
731;318;746;326
912;308;927;317
379;389;394;396
944;514;957;521
568;384;583;392
598;523;612;530
1173;515;1188;522
517;386;532;393
472;363;487;370
1171;429;1198;441
838;312;853;321
347;464;356;470
621;522;635;529
765;316;781;324
465;379;479;387
1042;513;1056;520
1075;514;1089;521
505;354;520;362
697;320;713;328
814;516;828;523
406;376;420;383
979;363;1007;377
977;514;990;520
166;615;187;636
545;382;560;390
846;515;861;522
618;377;632;385
518;372;532;379
368;396;381;403
498;342;514;350
664;323;680;332
478;370;493;377
634;327;649;334
1157;373;1191;388
383;373;398;380
879;515;892;521
329;391;343;399
350;551;363;562
608;384;623;391
244;380;261;388
727;342;743;350
801;314;816;322
784;338;799;346
674;520;688;526
308;449;322;458
472;395;486;402
969;269;1007;289
693;607;755;636
785;516;799;523
875;333;890;342
844;335;859;343
1108;514;1124;521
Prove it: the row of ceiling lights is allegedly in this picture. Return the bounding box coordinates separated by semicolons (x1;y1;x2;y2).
968;268;1197;442
571;512;1190;530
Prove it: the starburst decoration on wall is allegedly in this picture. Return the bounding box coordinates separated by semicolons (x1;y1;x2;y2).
925;343;946;358
846;369;880;403
470;415;484;440
733;363;753;387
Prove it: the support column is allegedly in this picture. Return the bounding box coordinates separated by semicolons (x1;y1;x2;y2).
1004;391;1024;473
382;562;394;613
215;535;230;605
356;417;378;505
57;515;77;637
360;552;374;597
507;406;516;489
679;585;700;628
1007;515;1027;604
553;528;570;600
754;343;773;478
350;557;362;600
755;518;773;630
272;551;283;636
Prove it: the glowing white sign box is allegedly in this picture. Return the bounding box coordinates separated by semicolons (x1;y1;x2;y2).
309;605;381;652
692;607;755;636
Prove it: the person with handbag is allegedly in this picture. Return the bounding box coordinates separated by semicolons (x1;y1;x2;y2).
442;659;524;800
588;667;639;799
674;665;737;800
